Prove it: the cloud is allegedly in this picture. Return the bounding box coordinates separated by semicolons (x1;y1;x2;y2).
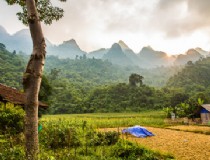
187;0;210;17
151;0;210;38
43;0;157;51
101;0;156;32
0;1;26;34
41;0;210;52
1;0;210;53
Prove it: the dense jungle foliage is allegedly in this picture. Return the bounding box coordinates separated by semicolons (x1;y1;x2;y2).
165;58;210;118
167;58;210;97
0;43;25;89
1;43;210;115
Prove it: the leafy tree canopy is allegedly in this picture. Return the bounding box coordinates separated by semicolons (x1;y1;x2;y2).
129;73;144;87
167;57;210;95
5;0;66;25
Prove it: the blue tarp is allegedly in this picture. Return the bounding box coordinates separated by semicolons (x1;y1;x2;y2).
122;125;154;138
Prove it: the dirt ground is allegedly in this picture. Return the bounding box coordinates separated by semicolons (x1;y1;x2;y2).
100;126;210;160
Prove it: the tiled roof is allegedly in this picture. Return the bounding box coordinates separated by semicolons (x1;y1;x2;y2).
0;83;48;109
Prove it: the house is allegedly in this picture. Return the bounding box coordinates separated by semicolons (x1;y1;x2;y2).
0;83;48;109
200;104;210;124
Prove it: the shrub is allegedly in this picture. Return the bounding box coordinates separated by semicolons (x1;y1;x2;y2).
0;145;25;160
90;131;119;146
112;140;144;159
39;121;81;149
163;107;173;118
0;103;25;134
112;140;174;160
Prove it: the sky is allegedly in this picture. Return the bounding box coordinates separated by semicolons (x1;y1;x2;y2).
1;0;210;55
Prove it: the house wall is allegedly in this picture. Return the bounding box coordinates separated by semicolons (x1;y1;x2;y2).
200;113;210;124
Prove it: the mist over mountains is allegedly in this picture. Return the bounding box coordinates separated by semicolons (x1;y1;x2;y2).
0;26;209;68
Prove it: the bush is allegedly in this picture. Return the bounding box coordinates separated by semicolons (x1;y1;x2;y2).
112;140;144;159
91;131;119;146
0;145;25;160
39;121;120;149
112;140;174;160
39;121;81;149
0;103;25;134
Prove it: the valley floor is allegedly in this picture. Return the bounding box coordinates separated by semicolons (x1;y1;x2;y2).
100;126;210;160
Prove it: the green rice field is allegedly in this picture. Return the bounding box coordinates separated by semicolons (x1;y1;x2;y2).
42;110;167;128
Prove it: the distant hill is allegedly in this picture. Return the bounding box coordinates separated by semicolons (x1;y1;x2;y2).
0;26;10;43
137;46;176;68
103;43;132;66
174;49;203;65
0;26;52;54
7;29;32;54
195;47;210;57
87;48;108;59
167;57;210;93
47;39;86;59
118;40;140;66
1;26;209;68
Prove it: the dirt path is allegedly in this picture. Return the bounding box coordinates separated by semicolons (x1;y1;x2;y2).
100;127;210;160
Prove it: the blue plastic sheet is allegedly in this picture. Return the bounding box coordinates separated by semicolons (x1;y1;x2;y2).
122;125;154;138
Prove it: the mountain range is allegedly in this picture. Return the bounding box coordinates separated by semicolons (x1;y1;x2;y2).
0;26;209;68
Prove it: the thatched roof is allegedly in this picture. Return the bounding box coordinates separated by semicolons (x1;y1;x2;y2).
0;83;48;109
201;104;210;112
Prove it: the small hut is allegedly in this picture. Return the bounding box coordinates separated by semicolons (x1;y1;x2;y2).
200;104;210;124
0;83;48;109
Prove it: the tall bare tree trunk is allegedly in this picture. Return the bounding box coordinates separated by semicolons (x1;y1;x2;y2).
23;1;46;159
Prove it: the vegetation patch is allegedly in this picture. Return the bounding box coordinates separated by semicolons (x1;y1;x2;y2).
0;103;25;135
0;116;174;160
43;111;168;128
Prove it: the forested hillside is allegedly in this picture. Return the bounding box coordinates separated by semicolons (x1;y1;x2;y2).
83;83;168;113
0;43;183;113
167;58;210;96
44;55;180;88
42;55;180;113
1;42;208;114
44;55;130;87
0;43;24;89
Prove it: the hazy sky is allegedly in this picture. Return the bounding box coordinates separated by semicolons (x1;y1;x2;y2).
1;0;210;54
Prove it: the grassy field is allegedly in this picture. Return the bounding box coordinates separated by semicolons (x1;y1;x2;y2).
42;110;167;128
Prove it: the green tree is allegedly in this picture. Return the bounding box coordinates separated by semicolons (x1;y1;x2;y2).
49;68;61;80
39;75;52;103
170;93;189;107
5;0;66;159
129;73;144;87
0;43;6;50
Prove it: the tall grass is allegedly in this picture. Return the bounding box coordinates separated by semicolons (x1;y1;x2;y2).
43;110;167;128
